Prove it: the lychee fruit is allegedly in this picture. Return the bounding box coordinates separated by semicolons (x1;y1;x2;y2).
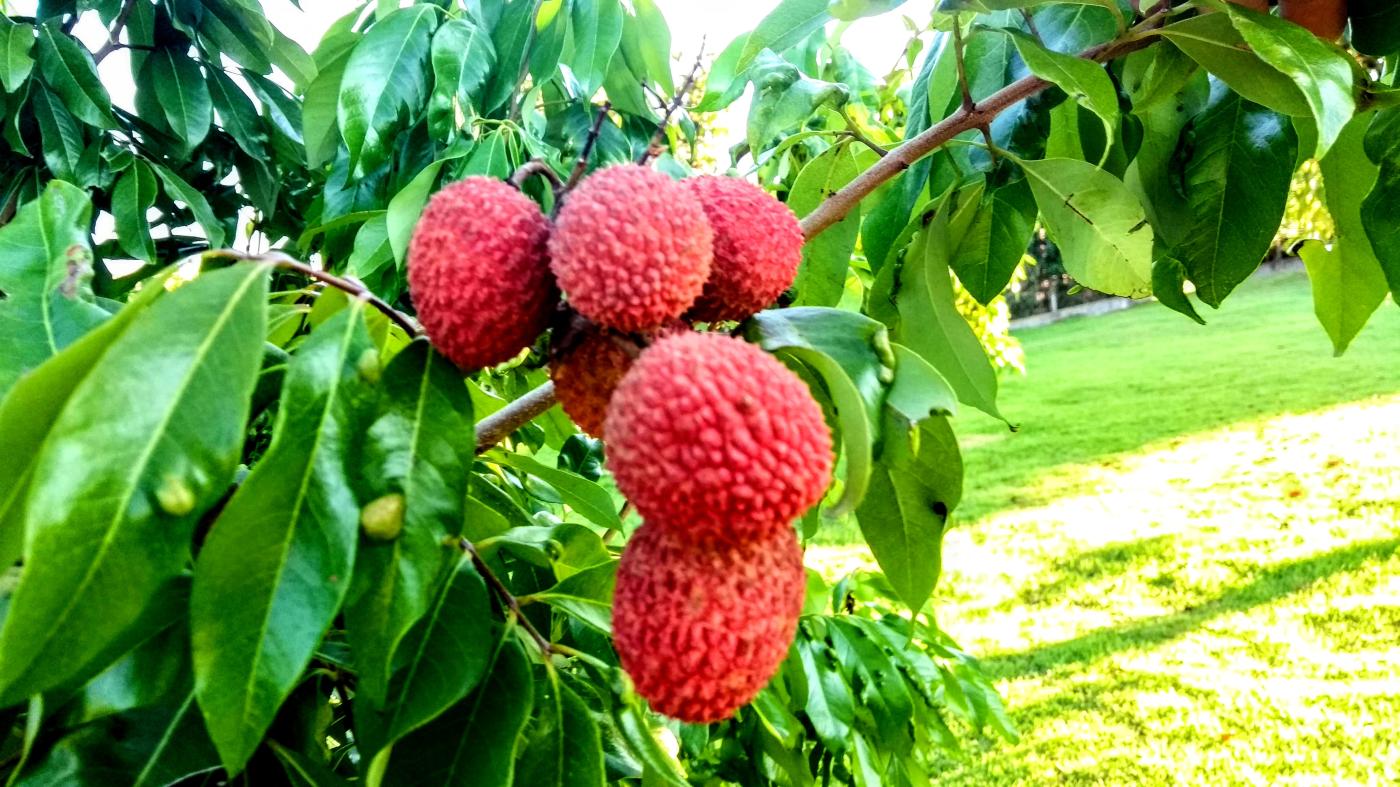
681;176;804;323
612;521;806;723
408;177;555;370
550;328;636;439
549;164;713;332
604;332;833;540
1279;0;1346;38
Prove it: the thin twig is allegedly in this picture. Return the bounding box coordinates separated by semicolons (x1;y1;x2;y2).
841;108;888;158
636;43;707;166
470;25;1161;452
92;0;137;64
951;16;976;113
204;249;421;337
508;158;566;192
564;102;613;191
461;538;555;655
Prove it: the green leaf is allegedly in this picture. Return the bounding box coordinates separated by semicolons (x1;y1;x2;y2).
0;180;107;398
794;623;856;751
618;0;673;96
338;5;437;170
788;142;861;306
525;560;617;635
17;692;221;786
527;2;567;84
30;86;90;185
947;174;1036;304
113;161;159;263
1361;107;1400;298
429;16;495;126
483;0;535;114
303;31;359;170
828;0;908;20
1301;115;1389;355
345;341;475;706
515;671;606;787
745;307;892;514
568;0;623;97
1003;29;1117;162
63;618;191;726
493;453;622;531
1348;0;1400;56
0;18;35;93
150;163;228;248
142;49;212;151
270;26;318;89
855;414;961;612
1151;254;1205;325
1157;13;1310;118
386;160;448;265
190;305;375;774
883;343;958;427
362;555;494;769
746;51;850;157
738;0;830;75
0;264;268;706
199;0;276;75
270;741;350;787
380;638;533;787
828;618;914;752
1172;87;1297;307
34;22;116;128
208;68;267;157
1226;3;1355;158
1018;156;1154;297
0;269;170;576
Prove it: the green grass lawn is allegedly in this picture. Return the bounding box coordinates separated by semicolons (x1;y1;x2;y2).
811;270;1400;784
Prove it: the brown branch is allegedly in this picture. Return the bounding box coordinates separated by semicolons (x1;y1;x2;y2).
204;249;421;337
508;158;565;192
460;538;555;655
92;0;137;64
564;102;614;191
636;44;707;166
470;27;1160;451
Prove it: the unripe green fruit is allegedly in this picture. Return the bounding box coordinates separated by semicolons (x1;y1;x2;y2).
360;494;406;541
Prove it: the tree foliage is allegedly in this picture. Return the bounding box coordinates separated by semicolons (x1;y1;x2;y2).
0;0;1395;784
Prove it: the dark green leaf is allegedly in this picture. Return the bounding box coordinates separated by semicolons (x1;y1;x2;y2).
337;6;437;170
493;453;622;531
1158;13;1309;119
1361;107;1400;298
429;16;495;129
30;86;90;185
303;31;358;169
150;163;228;248
270;26;318;89
0;265;268;706
381;638;533;787
525;560;617;634
527;3;568;84
1004;29;1117;157
142;49;211;151
1227;4;1354;157
113;160;159;263
191;304;375;774
618;0;673;96
794;623;856;751
568;0;623;97
483;0;535;114
345;341;475;706
270;741;349;787
62;619;191;726
746;51;850;157
208;68;267;157
1348;0;1400;56
1019;156;1154;297
947;175;1036;304
1151;254;1205;325
34;22;116;128
516;671;606;787
1172;87;1297;307
0;18;35;93
199;0;276;75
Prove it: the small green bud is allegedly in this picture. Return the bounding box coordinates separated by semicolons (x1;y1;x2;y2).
357;348;382;385
156;474;197;516
360;494;406;541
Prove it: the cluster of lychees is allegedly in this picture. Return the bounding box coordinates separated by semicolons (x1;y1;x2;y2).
407;163;833;722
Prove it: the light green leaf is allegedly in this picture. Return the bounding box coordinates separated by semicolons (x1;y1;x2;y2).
1004;29;1117;162
142;49;212;151
1171;86;1297;307
0;265;268;707
0;179;108;397
788;142;861;306
1151;254;1205;325
113;161;160;263
150;163;228;248
429;16;495;134
947;174;1036;304
568;0;623;97
0;18;35;93
34;22;116;128
483;0;536;114
345;341;475;706
191;304;376;774
386;160;447;265
1019;156;1153;297
493;453;623;531
738;0;831;75
337;5;437;170
618;0;674;96
747;55;849;157
1227;3;1355;157
303;31;359;169
1157;13;1310;118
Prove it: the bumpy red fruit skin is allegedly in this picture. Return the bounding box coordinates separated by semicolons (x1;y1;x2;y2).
612;522;806;723
549;165;713;332
408;177;555;370
605;332;834;539
682;176;804;323
550;329;635;439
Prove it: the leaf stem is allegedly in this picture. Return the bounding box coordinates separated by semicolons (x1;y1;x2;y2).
92;0;137;64
636;42;707;165
460;538;555;656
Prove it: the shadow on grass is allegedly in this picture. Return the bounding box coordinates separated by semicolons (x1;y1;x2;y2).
982;537;1400;681
1017;535;1177;607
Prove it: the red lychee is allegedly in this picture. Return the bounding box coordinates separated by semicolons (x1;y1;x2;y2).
681;176;804;323
549;164;713;332
408;177;555;370
604;332;833;540
550;328;636;439
612;521;806;723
